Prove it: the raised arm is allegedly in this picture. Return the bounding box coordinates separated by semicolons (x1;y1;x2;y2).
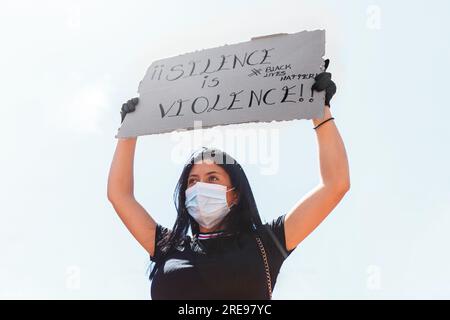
284;62;350;251
107;99;158;256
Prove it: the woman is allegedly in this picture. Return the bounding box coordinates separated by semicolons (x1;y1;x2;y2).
107;59;350;299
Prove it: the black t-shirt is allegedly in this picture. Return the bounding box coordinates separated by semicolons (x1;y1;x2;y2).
149;213;296;300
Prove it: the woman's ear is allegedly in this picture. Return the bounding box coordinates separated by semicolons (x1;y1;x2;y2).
233;191;239;204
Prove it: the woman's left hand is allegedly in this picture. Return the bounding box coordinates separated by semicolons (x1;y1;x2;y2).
311;59;337;108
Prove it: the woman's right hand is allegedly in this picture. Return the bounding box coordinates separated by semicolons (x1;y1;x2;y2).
120;97;139;123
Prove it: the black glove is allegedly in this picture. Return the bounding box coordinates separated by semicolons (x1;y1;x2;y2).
311;59;337;108
120;97;139;123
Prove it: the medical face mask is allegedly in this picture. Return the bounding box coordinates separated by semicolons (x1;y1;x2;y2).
185;181;236;229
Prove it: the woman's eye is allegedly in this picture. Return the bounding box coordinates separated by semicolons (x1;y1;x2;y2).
209;176;218;182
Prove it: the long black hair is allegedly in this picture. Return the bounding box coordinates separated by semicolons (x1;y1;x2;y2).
148;147;264;280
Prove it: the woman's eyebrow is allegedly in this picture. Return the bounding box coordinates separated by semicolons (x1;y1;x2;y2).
188;171;221;178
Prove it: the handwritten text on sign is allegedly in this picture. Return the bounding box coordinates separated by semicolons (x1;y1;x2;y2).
116;30;326;138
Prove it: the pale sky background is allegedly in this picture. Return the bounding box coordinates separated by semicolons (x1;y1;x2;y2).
1;0;449;299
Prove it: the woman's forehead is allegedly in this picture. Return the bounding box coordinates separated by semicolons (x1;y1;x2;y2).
189;161;226;176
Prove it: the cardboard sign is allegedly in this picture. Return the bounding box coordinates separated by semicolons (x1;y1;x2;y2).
116;29;326;138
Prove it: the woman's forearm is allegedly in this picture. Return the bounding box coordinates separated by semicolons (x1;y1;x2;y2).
312;106;350;190
107;137;138;199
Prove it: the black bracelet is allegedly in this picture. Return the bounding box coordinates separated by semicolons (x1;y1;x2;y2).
313;117;334;130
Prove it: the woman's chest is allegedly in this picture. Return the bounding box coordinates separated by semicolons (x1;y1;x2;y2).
151;237;268;299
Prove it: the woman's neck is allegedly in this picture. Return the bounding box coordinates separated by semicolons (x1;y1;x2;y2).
199;226;224;233
199;220;228;233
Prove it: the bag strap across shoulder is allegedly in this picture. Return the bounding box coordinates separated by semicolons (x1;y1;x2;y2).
254;233;272;299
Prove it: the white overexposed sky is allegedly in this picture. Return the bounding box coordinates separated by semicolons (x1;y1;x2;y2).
1;0;449;299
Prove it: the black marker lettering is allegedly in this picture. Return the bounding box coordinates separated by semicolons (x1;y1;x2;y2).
166;64;184;81
209;77;220;88
246;50;260;65
249;89;263;107
185;60;202;77
216;54;232;72
233;52;248;68
263;88;276;105
200;59;210;74
207;94;222;111
260;48;274;65
227;90;244;110
150;65;160;80
281;85;297;103
191;96;209;114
